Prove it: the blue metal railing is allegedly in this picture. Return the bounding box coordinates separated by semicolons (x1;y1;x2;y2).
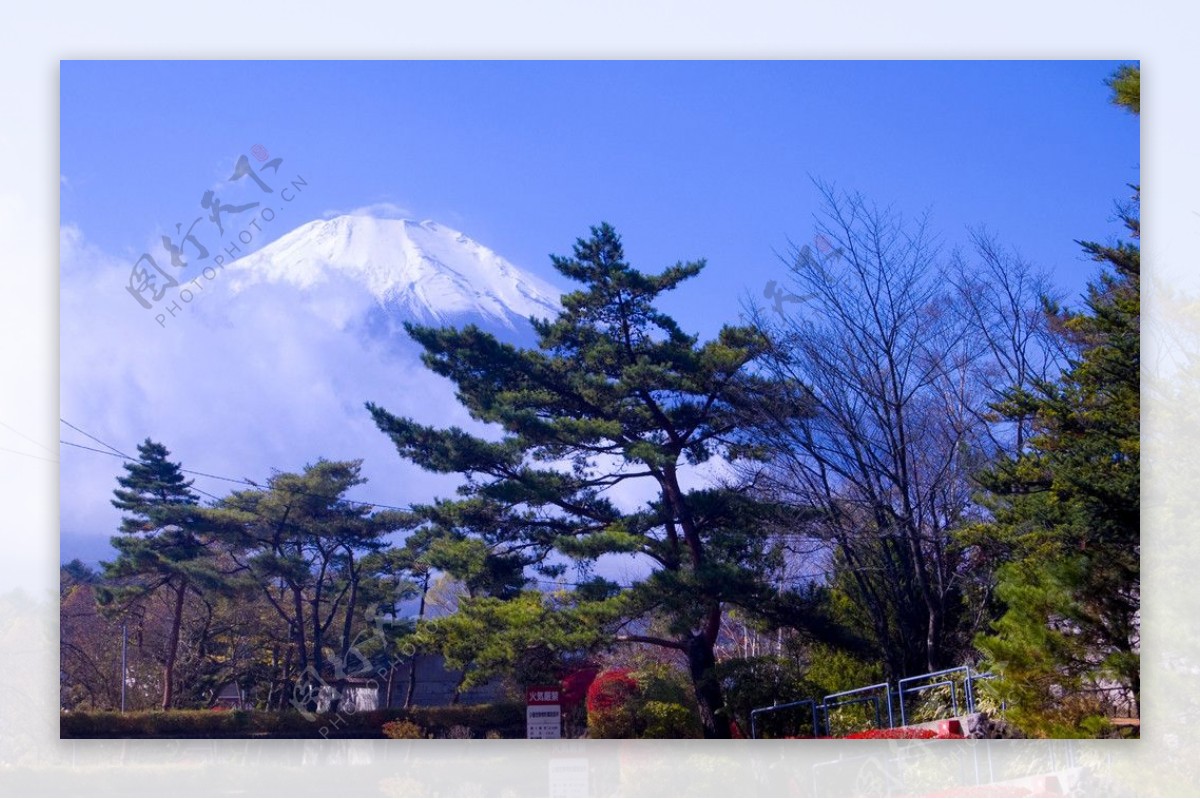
823;681;893;735
898;666;971;727
750;698;820;739
967;670;1002;711
749;663;996;739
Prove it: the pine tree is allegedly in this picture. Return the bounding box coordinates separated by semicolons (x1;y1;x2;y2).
972;72;1139;733
1107;63;1140;115
209;459;412;711
368;223;792;737
104;438;218;710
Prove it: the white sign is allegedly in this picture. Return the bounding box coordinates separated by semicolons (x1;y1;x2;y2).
527;684;563;739
527;704;562;739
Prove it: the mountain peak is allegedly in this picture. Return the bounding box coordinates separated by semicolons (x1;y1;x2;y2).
226;214;562;330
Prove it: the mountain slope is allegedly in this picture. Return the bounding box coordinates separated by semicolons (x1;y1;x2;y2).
60;215;565;561
225;215;562;331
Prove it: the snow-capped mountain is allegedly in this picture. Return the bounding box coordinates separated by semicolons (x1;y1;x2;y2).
225;215;562;333
61;214;569;564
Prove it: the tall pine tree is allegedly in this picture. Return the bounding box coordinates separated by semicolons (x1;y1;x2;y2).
368;224;793;737
208;459;411;710
104;438;220;710
972;65;1140;736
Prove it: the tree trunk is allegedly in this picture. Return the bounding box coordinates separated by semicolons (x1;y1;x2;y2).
403;657;418;709
291;586;308;673
687;632;730;739
161;578;187;711
404;571;430;709
926;601;944;674
338;551;360;666
311;594;324;679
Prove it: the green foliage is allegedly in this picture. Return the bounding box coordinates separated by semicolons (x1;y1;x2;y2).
368;223;793;738
407;703;527;738
61;703;527;738
642;701;701;738
101;439;226;710
801;644;888;736
633;661;703;738
715;655;824;737
110;439;199;524
206;459;415;690
972;165;1140;737
804;643;883;695
61;558;97;588
584;664;703;738
978;557;1128;737
103;438;213;597
414;590;605;691
1107;63;1140;115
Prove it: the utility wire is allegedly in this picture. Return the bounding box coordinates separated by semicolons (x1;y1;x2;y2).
529;578;636;590
60;418;133;459
59;421;832;580
60;441;226;503
58;420;411;511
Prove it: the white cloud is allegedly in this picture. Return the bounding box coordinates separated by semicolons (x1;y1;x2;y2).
321;201;412;220
59;224;476;557
59;222;735;573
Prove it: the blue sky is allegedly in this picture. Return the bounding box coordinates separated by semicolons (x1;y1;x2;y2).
58;60;1139;564
62;60;1139;336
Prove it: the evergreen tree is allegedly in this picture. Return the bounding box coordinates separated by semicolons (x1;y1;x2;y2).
368;223;794;737
971;69;1139;735
209;459;412;711
103;438;219;710
1107;63;1140;115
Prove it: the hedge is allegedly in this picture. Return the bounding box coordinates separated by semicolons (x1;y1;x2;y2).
60;703;526;739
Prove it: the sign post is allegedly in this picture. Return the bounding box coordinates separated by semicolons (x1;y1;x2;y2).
526;685;563;739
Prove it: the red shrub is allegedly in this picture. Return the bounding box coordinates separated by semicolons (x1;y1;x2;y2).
846;727;938;739
585;669;642;738
561;667;599;708
586;669;638;714
844;726;965;740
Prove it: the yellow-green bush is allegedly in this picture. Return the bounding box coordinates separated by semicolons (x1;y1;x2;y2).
642;700;702;738
381;719;424;739
585;664;703;739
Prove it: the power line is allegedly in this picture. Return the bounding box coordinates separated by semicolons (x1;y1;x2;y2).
58;420;412;511
60;418;133;459
59;440;225;503
60;440;129;460
529;578;636;590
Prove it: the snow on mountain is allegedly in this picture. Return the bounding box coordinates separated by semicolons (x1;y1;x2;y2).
225;215;562;331
60;215;567;564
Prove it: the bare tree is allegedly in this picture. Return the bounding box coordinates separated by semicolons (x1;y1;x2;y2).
745;185;1059;679
949;230;1065;455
